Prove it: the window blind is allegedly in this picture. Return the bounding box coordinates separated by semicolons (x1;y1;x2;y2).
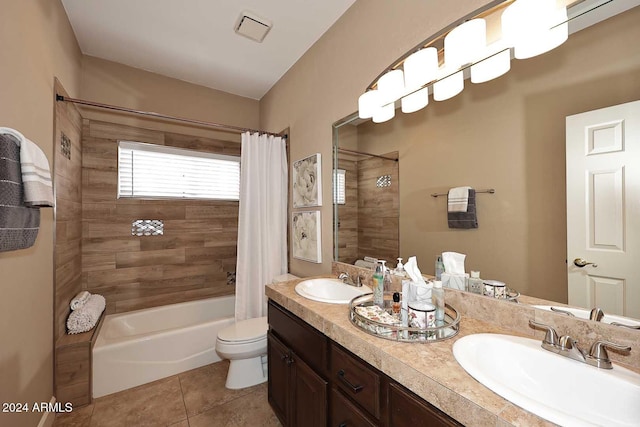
118;141;240;200
333;169;346;205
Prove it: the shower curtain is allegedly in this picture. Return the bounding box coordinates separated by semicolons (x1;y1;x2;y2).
235;132;288;321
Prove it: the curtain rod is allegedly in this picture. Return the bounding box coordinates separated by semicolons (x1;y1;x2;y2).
336;147;398;161
55;95;286;138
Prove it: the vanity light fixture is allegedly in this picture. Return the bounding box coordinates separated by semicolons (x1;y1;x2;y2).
358;0;569;122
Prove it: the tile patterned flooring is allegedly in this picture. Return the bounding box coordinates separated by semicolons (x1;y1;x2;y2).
54;360;281;427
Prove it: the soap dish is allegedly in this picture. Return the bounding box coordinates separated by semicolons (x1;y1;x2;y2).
349;292;460;343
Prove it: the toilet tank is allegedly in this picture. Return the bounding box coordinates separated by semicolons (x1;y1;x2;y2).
272;273;299;284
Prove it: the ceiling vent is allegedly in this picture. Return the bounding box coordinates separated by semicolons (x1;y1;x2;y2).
234;11;272;43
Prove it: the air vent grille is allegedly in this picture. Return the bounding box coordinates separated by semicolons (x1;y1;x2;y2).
235;11;272;43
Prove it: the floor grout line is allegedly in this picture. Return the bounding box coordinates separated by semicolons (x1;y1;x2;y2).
176;373;190;426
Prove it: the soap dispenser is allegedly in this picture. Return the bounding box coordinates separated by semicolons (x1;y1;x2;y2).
394;257;405;276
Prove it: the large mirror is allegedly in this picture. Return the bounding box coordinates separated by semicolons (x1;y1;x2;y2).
333;0;640;319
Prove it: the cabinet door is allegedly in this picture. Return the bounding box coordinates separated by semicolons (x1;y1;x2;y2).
291;352;328;427
268;332;290;426
388;383;462;427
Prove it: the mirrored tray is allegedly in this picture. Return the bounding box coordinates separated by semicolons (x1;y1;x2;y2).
349;292;460;343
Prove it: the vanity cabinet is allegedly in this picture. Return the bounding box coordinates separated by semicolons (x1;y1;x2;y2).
268;300;462;427
268;301;329;427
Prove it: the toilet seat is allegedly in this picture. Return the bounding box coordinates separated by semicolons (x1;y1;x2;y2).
217;316;267;344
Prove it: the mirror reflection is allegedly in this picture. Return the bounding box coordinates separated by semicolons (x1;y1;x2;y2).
333;3;640;320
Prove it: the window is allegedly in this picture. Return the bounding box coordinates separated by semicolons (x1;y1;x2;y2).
333;169;346;205
118;141;240;200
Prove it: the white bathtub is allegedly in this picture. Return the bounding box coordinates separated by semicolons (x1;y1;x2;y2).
93;295;235;398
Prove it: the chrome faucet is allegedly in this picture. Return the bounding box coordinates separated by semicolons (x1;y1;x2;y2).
529;320;631;369
338;272;363;287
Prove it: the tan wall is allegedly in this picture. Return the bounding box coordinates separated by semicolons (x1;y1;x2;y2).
260;0;493;277
0;1;82;426
355;8;640;302
82;120;239;313
80;56;260;137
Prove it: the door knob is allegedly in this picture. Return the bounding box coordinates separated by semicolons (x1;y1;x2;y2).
573;258;598;268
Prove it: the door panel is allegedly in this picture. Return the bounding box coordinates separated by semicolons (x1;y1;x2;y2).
566;100;640;318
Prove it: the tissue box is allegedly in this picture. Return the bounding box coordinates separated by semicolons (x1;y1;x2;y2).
441;273;469;291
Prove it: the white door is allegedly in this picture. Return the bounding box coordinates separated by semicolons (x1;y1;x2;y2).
566;100;640;319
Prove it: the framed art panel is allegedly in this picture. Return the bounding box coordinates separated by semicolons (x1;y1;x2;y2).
292;210;322;263
293;153;322;207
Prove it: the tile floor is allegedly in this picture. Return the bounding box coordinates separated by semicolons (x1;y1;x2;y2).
53;360;281;427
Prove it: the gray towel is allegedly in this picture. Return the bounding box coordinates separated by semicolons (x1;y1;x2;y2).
0;133;40;251
448;189;478;229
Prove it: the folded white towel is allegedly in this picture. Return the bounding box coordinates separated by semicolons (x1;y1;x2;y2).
70;290;91;311
447;186;471;213
0;127;54;207
67;294;106;334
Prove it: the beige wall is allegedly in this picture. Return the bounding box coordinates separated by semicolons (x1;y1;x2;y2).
260;0;493;277
354;8;640;302
0;1;81;426
80;56;260;136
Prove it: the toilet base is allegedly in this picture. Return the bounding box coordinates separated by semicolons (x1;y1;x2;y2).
225;354;267;389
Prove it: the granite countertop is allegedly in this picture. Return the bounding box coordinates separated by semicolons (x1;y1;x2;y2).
266;276;556;427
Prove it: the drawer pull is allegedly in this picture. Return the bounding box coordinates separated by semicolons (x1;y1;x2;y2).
338;423;347;427
338;369;363;394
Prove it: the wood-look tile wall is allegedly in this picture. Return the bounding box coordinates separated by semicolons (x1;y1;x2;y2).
357;154;399;265
336;158;358;264
82;120;240;313
54;79;83;342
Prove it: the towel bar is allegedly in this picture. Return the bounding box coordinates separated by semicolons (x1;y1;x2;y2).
431;188;495;198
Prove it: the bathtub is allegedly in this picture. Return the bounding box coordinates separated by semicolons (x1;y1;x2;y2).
93;295;235;398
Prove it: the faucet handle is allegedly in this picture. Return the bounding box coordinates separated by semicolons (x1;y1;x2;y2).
588;340;631;358
529;320;559;347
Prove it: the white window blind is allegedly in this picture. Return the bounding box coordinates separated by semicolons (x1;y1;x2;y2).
333;169;346;205
118;141;240;200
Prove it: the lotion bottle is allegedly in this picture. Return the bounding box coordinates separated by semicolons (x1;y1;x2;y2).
372;261;384;307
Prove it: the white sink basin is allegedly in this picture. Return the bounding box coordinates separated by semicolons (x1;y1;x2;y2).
453;333;640;427
294;278;372;304
533;305;640;328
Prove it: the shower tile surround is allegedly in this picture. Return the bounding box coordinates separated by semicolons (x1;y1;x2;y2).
81;119;240;313
264;263;640;426
336;153;399;265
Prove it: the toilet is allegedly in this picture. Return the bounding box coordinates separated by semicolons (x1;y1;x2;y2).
216;273;298;389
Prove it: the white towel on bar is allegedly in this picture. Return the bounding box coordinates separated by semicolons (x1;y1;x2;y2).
0;127;54;207
70;290;91;311
447;186;471;212
67;294;106;334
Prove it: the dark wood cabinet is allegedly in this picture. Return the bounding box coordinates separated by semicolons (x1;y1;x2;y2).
268;300;462;427
267;331;290;423
268;302;329;427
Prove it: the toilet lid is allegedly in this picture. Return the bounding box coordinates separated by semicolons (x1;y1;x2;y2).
218;316;268;343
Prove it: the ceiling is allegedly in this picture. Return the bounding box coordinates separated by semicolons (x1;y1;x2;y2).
61;0;356;100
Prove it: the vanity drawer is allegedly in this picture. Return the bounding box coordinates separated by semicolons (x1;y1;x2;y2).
330;387;377;427
331;344;381;419
388;383;463;427
268;300;328;375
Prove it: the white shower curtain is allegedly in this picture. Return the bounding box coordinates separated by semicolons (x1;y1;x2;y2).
235;132;288;321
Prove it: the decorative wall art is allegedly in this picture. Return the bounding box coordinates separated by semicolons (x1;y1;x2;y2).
292;210;322;263
293;153;322;207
